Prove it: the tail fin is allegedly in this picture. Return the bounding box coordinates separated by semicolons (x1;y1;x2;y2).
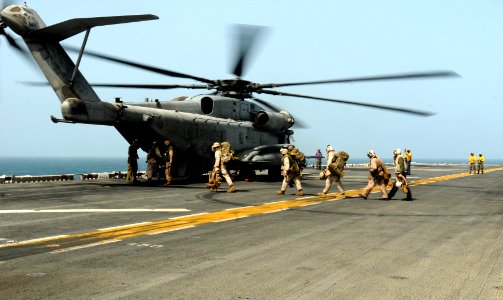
30;15;158;42
2;4;158;103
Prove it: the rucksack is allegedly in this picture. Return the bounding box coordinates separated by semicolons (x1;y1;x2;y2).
328;150;349;177
291;148;306;168
220;141;235;163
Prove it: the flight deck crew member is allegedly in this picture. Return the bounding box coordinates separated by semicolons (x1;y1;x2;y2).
356;150;389;200
146;141;162;181
126;139;140;184
405;149;412;175
163;139;174;185
387;148;412;201
477;153;485;174
276;147;304;196
318;145;344;197
469;152;477;174
315;148;323;170
212;142;235;192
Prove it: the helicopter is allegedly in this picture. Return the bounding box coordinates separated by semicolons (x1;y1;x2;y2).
0;4;459;180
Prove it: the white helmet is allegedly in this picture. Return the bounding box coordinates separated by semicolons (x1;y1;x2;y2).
326;145;333;152
280;148;288;155
211;142;221;150
393;148;401;155
367;149;376;158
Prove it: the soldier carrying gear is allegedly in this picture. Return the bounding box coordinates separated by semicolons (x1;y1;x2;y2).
163;139;174;185
146;141;162;182
208;142;236;193
126;139;140;184
477;153;485;174
469;152;477;174
318;145;347;197
355;149;390;200
387;148;412;201
276;147;304;196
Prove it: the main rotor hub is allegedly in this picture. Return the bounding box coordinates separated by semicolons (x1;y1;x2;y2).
214;78;258;99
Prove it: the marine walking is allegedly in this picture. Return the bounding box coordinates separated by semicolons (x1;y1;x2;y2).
317;145;347;197
276;147;304;196
355;150;390;200
387;148;412;201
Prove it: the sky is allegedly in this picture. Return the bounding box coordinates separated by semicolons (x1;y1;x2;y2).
0;0;502;161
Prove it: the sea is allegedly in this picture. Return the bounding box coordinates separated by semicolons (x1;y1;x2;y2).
1;157;501;177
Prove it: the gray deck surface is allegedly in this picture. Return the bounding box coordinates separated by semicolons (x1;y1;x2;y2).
1;165;503;299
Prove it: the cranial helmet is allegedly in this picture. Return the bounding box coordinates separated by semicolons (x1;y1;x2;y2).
280;148;288;155
211;142;221;150
326;145;333;152
367;149;376;158
393;148;401;155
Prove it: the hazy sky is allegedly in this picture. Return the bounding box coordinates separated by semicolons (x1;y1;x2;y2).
0;0;501;160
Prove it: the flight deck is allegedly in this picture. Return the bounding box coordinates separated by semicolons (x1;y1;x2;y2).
1;164;503;299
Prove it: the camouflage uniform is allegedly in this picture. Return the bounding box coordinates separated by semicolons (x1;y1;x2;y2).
146;142;162;181
164;140;174;185
319;147;344;197
126;140;139;184
277;148;304;196
359;150;389;200
212;143;235;192
387;149;412;200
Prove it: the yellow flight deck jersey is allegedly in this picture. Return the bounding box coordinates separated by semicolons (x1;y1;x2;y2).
478;156;485;163
469;155;477;164
405;152;412;162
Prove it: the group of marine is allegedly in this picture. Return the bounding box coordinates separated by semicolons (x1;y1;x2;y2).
124;139;421;201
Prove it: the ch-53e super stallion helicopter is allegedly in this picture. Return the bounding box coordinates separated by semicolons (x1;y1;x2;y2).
0;3;458;180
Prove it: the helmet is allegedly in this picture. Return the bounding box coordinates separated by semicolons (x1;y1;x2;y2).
367;149;376;158
280;148;288;155
211;142;221;150
326;145;333;152
393;148;401;155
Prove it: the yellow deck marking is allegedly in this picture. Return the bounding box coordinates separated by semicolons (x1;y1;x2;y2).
2;167;502;254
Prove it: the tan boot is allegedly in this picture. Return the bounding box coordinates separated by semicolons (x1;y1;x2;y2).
276;190;285;195
296;189;304;196
227;185;236;193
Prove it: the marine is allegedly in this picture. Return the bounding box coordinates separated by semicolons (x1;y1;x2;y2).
276;147;304;196
146;141;162;182
163;139;174;185
317;145;346;197
356;150;390;200
387;148;412;201
208;142;235;193
125;139;140;184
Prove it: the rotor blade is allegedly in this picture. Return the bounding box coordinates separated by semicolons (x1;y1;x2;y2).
21;81;211;90
0;28;36;66
251;97;308;128
259;89;434;117
231;25;266;77
256;71;460;89
90;83;210;90
63;44;216;85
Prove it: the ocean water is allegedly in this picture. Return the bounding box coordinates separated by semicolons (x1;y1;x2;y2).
0;157;147;176
1;157;501;176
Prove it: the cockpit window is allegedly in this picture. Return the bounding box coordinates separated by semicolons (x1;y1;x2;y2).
9;6;21;12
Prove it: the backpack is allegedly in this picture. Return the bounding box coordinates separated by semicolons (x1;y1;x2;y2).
220;141;235;163
328;151;349;177
291;148;306;169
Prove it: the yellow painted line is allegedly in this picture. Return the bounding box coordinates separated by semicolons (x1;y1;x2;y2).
2;167;502;254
